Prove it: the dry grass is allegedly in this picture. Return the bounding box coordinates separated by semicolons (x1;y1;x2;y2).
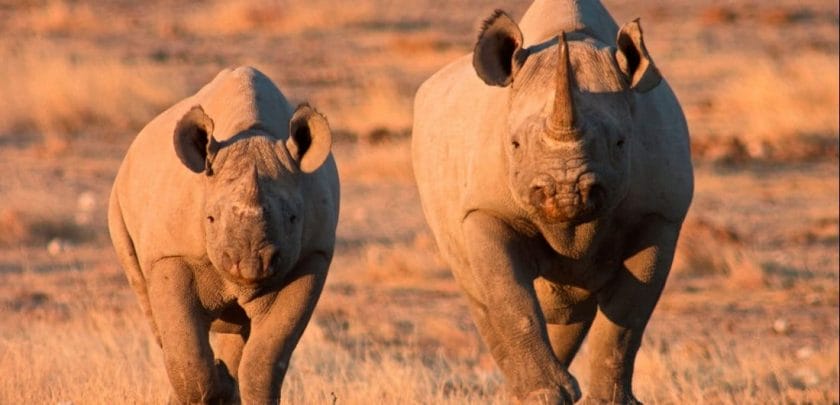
182;0;376;36
6;0;102;35
698;52;839;161
2;290;836;404
330;78;415;139
336;140;415;183
629;335;839;404
0;43;185;142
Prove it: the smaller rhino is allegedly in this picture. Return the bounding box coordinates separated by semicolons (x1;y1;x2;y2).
108;66;339;404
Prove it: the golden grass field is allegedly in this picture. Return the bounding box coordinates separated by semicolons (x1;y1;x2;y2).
0;0;837;403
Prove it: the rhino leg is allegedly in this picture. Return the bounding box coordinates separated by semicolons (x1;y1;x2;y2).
210;331;246;388
584;218;680;405
535;278;597;366
108;192;161;345
147;258;235;405
461;211;581;403
237;253;330;404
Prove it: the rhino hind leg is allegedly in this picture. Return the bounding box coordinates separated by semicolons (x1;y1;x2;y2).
107;191;161;345
210;332;247;381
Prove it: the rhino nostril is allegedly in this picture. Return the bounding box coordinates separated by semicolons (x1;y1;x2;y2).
530;177;556;196
268;251;280;271
586;184;606;210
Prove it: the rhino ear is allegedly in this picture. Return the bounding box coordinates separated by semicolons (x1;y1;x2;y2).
287;103;331;173
616;19;662;93
473;10;526;87
174;105;218;174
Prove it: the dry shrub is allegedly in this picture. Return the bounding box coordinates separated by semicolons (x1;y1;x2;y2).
8;0;101;35
793;217;840;245
335;78;414;140
702;52;839;161
0;43;185;138
673;216;765;288
184;0;375;36
0;208;94;248
0;208;30;246
700;5;739;25
756;7;819;26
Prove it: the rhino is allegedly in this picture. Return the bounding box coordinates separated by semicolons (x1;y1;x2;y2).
412;1;692;403
108;66;339;404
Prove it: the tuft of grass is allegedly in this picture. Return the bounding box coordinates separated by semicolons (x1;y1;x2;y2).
672;216;765;288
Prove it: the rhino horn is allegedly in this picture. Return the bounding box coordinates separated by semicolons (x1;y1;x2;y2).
243;164;261;203
548;32;581;142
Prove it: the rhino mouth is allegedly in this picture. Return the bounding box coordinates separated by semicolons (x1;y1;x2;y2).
528;177;606;224
220;247;281;285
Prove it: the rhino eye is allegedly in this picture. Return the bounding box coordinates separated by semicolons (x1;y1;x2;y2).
511;140;520;149
290;215;297;224
616;138;625;148
207;215;215;223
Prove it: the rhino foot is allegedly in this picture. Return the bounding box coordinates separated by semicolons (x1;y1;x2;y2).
579;395;642;405
522;388;573;404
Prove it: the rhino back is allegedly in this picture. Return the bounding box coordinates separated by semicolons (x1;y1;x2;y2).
519;0;618;46
113;66;298;273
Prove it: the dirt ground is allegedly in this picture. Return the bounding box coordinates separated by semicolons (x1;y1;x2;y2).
0;0;837;403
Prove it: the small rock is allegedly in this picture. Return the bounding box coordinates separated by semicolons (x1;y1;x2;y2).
77;191;97;212
793;367;820;387
74;211;92;225
795;346;814;360
47;238;67;256
772;318;789;334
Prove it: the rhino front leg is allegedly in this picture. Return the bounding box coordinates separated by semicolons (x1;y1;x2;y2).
584;219;681;405
238;253;330;404
147;258;235;405
535;278;597;367
461;211;581;404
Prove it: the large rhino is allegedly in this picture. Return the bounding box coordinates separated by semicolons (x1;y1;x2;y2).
108;66;339;404
412;1;692;403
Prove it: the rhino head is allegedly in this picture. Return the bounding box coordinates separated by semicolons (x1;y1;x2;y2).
473;11;661;225
173;104;331;285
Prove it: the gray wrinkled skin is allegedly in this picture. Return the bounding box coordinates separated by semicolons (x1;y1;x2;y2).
108;66;339;404
412;1;692;404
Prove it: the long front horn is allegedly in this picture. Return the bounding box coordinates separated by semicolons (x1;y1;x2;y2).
548;32;581;141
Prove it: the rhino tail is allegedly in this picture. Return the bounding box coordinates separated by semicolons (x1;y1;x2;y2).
107;190;161;346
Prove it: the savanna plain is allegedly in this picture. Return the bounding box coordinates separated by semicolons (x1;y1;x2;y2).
0;0;837;403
